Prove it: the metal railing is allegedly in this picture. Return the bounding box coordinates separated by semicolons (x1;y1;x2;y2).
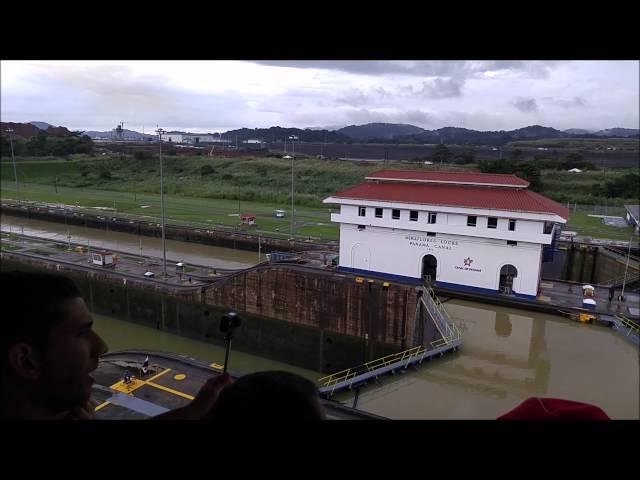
420;285;462;344
603;245;640;265
318;346;435;394
601;270;640;288
317;287;462;394
615;315;640;337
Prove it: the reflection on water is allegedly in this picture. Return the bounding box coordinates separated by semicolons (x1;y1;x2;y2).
93;312;320;382
336;300;639;419
1;215;257;269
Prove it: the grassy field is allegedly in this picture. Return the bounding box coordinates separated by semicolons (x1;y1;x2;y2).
1;154;637;241
565;212;636;240
1;155;400;208
0;181;341;240
540;168;637;206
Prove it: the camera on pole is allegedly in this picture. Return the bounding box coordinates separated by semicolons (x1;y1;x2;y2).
220;312;242;374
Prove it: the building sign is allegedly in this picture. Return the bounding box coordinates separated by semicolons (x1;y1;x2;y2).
455;257;482;273
405;235;459;250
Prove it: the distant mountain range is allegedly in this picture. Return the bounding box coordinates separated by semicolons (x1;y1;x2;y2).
81;128;154;140
30;121;53;130
17;121;640;145
1;122;74;138
328;123;639;144
337;123;425;140
592;128;639;137
218;123;638;145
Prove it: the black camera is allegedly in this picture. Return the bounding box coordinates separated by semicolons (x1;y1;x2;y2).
220;311;242;335
220;312;242;374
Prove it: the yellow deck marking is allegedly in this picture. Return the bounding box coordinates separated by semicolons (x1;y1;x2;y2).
209;362;224;369
96;368;187;410
109;368;172;394
146;381;194;400
537;295;551;303
94;401;110;411
174;373;186;380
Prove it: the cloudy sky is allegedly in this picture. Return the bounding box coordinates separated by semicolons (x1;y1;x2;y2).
1;60;638;133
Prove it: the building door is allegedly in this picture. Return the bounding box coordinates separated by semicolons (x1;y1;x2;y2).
499;264;518;294
422;255;437;284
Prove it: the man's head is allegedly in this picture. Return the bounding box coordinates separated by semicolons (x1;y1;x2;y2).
209;370;325;420
0;271;108;418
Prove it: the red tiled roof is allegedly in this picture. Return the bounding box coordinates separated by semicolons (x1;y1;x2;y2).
331;182;569;219
365;169;530;187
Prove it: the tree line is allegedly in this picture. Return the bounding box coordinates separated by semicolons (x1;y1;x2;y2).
1;132;94;157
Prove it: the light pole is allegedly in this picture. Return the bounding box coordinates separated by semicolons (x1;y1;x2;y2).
156;127;168;279
619;236;633;301
289;135;298;239
6;129;19;203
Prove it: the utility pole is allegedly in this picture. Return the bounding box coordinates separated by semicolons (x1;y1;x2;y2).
289;135;298;239
619;237;633;301
6;128;19;203
156;127;168;279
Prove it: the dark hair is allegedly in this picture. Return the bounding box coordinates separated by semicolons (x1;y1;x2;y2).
1;271;82;362
209;371;325;420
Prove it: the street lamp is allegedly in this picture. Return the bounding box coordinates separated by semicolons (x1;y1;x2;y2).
156;127;168;279
619;236;633;302
5;128;19;204
288;135;298;239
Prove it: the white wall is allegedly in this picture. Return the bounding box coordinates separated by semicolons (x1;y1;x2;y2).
333;205;552;244
339;224;543;297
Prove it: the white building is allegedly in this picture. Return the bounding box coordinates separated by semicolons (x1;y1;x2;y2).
163;133;232;144
324;170;569;300
164;133;185;143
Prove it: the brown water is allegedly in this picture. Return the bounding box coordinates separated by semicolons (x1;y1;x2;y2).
334;299;639;419
91;300;639;420
92;313;321;382
1;215;258;269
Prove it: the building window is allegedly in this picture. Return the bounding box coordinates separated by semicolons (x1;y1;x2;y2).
428;212;437;224
427;232;436;237
410;210;419;222
358;206;366;217
488;217;498;229
375;208;383;218
507;240;517;246
358;225;366;231
543;221;553;234
467;215;477;227
392;209;400;220
509;219;517;231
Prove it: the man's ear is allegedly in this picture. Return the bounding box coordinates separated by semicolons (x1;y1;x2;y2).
7;343;42;381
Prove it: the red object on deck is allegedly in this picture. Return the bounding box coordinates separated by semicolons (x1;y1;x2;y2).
497;397;610;420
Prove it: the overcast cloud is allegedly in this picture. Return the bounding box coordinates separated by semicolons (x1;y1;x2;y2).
1;60;637;133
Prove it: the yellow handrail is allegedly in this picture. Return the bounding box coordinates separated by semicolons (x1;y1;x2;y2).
616;315;640;336
318;287;463;390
